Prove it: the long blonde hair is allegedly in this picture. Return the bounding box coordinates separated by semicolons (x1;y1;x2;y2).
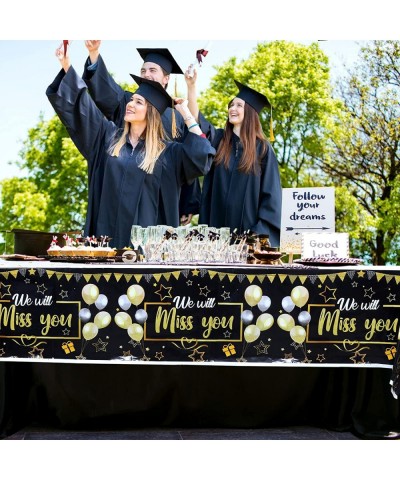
110;103;167;174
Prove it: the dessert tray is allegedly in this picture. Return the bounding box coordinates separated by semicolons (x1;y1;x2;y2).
252;251;284;263
293;257;363;266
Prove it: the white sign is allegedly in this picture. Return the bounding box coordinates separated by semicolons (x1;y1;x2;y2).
301;232;349;258
280;187;335;254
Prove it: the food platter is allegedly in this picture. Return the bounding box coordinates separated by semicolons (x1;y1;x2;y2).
252;251;283;263
293;257;363;266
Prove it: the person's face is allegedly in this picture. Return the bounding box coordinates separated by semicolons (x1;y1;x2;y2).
228;98;245;126
140;62;169;88
125;94;148;123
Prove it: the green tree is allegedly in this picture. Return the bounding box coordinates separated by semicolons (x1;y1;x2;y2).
198;41;341;187
320;41;400;265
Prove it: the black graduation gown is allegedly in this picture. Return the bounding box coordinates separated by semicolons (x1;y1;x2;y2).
82;55;201;224
46;67;214;249
198;117;282;247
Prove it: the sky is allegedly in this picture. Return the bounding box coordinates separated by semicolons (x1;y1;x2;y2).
0;39;365;181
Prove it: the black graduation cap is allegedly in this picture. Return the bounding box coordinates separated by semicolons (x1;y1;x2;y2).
130;74;173;115
234;80;275;141
137;48;183;75
234;80;271;114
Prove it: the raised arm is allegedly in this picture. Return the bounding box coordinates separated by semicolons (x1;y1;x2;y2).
82;40;132;127
184;66;199;122
47;44;114;166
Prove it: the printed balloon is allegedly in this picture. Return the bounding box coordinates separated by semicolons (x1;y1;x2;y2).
257;295;271;312
244;324;260;343
256;313;274;331
82;284;99;305
128;323;144;342
277;313;295;332
241;310;254;325
244;285;263;307
127;284;145;306
281;296;295;313
114;312;133;329
135;309;148;324
79;308;91;323
291;286;309;308
290;325;306;344
94;311;112;329
95;294;108;310
118;294;131;311
82;322;98;340
298;310;311;327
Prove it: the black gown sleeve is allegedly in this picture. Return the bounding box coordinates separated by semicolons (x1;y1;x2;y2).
46;66;115;168
251;144;282;245
82;54;132;128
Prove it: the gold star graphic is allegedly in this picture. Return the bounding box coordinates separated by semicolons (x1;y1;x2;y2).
188;348;205;362
357;270;366;278
0;283;11;298
75;353;86;360
221;291;230;300
141;355;151;361
254;341;270;355
155;284;172;301
28;268;36;275
364;287;375;299
28;346;44;358
316;354;326;362
186;280;193;286
350;350;366;364
37;284;47;294
199;285;210;297
92;338;108;352
302;358;312;363
320;286;337;303
155;351;164;360
191;269;200;276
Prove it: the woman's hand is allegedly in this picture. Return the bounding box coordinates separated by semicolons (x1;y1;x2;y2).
84;40;101;64
55;43;71;73
184;65;197;86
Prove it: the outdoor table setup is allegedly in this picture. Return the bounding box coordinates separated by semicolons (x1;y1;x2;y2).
1;252;399;438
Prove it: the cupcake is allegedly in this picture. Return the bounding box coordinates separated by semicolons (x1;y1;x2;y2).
47;238;62;256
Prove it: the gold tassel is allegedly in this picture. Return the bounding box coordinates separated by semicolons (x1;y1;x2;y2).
171;98;178;139
269;106;275;142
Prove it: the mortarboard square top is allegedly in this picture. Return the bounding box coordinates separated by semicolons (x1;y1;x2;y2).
130;74;173;114
137;48;183;75
234;80;271;114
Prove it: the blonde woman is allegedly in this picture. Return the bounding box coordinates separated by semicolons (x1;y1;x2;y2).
46;45;214;249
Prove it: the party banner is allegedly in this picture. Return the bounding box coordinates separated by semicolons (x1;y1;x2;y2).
0;265;399;367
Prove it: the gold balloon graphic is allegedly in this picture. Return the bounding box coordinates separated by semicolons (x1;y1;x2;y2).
244;285;263;307
244;324;261;343
114;312;133;329
127;284;145;306
128;323;144;342
277;313;295;332
82;322;98;340
82;284;100;305
94;311;112;329
290;325;307;344
256;313;274;331
291;286;309;308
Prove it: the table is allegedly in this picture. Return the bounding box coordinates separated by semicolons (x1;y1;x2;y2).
1;260;399;438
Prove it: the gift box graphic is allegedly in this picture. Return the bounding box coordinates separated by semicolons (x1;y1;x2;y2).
62;341;76;354
385;346;397;360
222;343;236;357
